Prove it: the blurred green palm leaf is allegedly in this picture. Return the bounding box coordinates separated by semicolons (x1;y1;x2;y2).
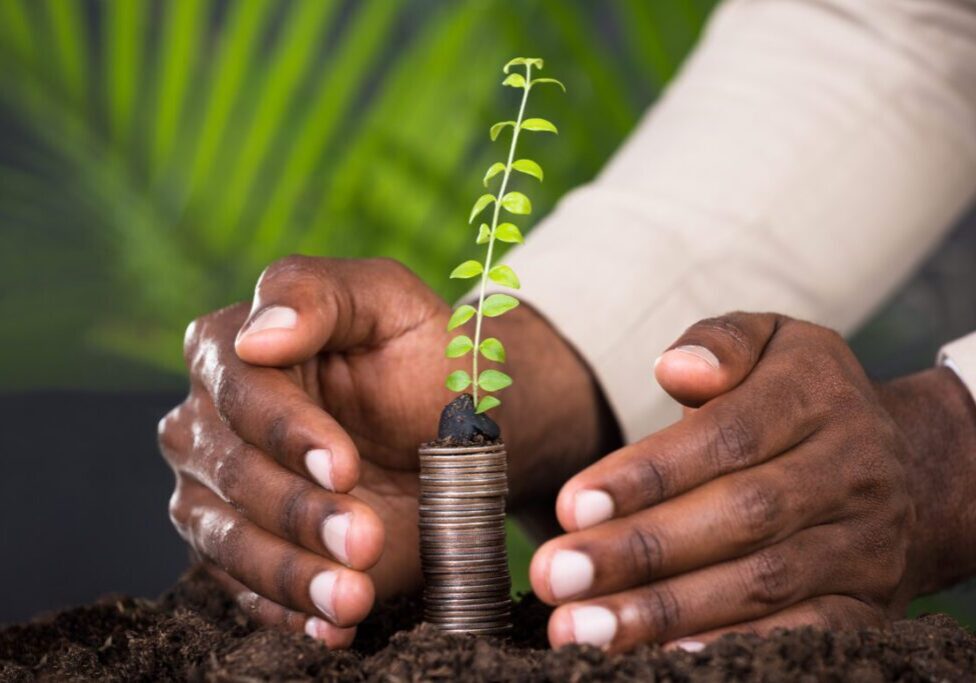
0;0;715;389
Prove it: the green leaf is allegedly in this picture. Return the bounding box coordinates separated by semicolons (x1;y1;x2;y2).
483;162;505;187
501;191;532;215
476;223;491;245
479;337;506;362
483;294;519;317
475;395;501;414
495;223;524;244
488;264;520;289
445;335;474;358
502;73;525;88
520;118;558;134
447;305;476;330
450;260;483;279
503;57;544;73
468;193;496;223
478;369;513;391
490;120;515;141
445;370;472;392
530;77;566;92
511;158;543;182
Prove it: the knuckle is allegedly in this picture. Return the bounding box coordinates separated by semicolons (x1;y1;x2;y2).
626;525;665;579
168;489;189;537
633;455;668;503
704;409;758;471
278;482;316;543
212;444;248;500
213;371;244;423
745;549;793;606
156;406;184;458
634;586;682;636
695;315;751;353
728;478;781;541
267;412;290;460
259;254;319;286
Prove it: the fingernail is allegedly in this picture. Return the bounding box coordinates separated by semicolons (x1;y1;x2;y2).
549;550;594;600
240;305;298;340
672;345;719;369
676;640;706;652
305;616;328;640
323;513;352;565
309;570;339;621
306;449;334;490
571;605;617;648
574;490;614;529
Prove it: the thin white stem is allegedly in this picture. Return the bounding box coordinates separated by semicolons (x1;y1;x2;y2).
472;65;532;404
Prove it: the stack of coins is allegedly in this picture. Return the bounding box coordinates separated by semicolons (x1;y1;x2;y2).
418;442;512;635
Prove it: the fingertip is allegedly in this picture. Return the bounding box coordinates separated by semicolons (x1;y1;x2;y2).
235;305;301;364
548;606;575;648
654;346;728;406
528;541;559;605
305;617;357;649
345;508;385;570
332;570;375;627
305;444;360;493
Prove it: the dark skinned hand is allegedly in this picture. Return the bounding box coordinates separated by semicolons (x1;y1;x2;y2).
531;312;976;653
158;255;609;647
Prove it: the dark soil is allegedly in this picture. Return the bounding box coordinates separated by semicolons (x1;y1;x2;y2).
435;393;501;443
1;566;973;682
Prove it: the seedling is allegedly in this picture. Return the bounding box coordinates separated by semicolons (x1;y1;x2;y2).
443;57;565;414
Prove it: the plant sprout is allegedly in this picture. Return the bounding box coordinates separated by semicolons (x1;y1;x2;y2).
443;57;565;414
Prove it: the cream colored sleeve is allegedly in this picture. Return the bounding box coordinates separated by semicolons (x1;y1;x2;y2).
494;0;976;442
939;332;976;400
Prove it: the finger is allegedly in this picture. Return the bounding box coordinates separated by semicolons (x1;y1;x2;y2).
545;524;861;652
170;477;374;627
654;312;782;408
186;396;384;569
235;256;445;366
556;352;825;530
664;595;884;652
185;306;360;492
204;563;357;648
535;445;849;604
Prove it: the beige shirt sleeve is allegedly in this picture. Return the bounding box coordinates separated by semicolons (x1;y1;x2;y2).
939;333;976;398
495;0;976;442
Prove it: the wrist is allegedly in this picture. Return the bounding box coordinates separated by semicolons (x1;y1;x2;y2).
877;367;976;596
491;303;622;504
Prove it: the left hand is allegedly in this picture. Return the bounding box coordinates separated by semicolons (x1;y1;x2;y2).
530;312;921;653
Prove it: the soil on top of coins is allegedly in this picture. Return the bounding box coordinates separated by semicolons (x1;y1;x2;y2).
2;565;974;682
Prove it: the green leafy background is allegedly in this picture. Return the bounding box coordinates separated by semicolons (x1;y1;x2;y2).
2;0;972;625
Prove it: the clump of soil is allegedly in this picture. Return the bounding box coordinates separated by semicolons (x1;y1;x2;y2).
2;566;974;681
435;393;501;444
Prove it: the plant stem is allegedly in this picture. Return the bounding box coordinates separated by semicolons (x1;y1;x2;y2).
472;65;533;405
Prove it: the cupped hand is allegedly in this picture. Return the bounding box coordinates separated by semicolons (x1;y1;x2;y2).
159;257;454;645
531;312;921;653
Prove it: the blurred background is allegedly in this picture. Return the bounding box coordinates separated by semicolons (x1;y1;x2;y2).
1;0;974;626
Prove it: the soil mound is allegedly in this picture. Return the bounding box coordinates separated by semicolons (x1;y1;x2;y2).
1;566;973;681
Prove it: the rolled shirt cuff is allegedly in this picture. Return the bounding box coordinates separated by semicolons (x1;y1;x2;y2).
938;331;976;402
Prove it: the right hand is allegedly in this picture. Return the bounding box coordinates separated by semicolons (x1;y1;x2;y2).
159;255;616;647
159;257;454;647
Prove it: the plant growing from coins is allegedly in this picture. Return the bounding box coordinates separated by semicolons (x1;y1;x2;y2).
443;57;565;414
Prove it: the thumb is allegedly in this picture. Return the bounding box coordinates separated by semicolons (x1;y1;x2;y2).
654;312;783;408
235;256;444;367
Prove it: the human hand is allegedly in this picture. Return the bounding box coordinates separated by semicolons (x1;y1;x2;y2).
160;255;613;645
530;312;927;653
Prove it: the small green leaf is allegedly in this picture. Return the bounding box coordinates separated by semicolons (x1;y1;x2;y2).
445;370;472;392
502;73;525;88
501;191;532;215
483;293;519;317
450;260;483;279
483;162;505;187
488;264;520;289
479;337;506;362
478;369;513;391
476;223;491;245
475;395;501;413
468;193;496;223
445;335;474;358
490;120;515;141
530;77;565;92
520;118;558;134
495;223;524;244
447;304;476;330
511;158;543;182
503;57;544;73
